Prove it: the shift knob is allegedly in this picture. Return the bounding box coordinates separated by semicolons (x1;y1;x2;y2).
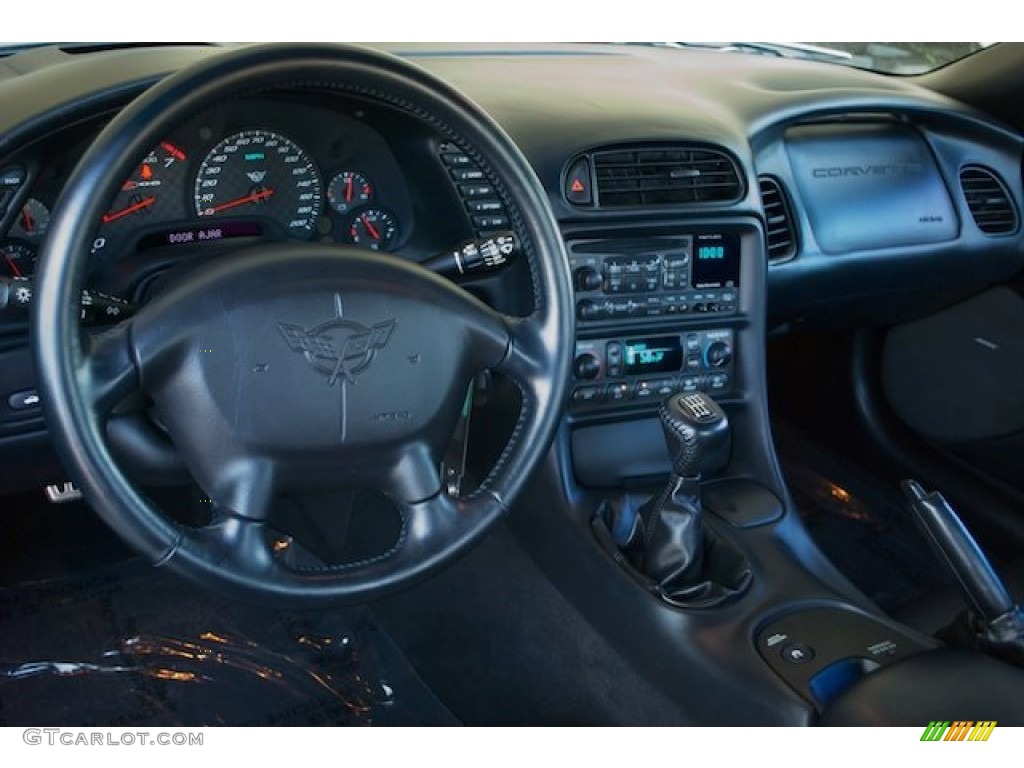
659;392;731;478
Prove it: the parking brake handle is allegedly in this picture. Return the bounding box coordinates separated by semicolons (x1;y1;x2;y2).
902;479;1024;666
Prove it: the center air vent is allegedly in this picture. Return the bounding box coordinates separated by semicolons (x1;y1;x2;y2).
960;166;1018;235
588;146;742;208
758;176;798;263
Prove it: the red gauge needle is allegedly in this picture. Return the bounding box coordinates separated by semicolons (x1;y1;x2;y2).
102;196;156;224
20;207;35;233
345;176;353;202
361;214;381;241
205;189;274;215
4;255;23;277
160;141;186;162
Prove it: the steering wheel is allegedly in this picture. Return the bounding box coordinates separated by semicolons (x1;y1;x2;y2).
33;44;573;606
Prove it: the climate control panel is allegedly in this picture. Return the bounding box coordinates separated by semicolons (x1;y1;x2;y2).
571;329;734;412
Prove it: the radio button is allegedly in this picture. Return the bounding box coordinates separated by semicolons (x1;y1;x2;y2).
685;355;702;372
574;266;603;292
685;333;701;352
603;258;624;276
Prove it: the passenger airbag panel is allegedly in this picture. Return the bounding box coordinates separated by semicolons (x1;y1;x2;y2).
786;122;957;253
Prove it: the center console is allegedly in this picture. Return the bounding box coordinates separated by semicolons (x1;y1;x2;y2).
542;218;945;722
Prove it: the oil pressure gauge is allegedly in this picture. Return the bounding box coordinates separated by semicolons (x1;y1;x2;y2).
328;170;374;214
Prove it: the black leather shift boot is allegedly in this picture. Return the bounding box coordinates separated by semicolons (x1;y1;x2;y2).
637;476;705;587
630;482;751;608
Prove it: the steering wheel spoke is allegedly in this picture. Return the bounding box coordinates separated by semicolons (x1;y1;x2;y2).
493;315;554;391
79;321;139;418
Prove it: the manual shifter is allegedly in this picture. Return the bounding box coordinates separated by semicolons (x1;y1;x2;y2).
606;391;751;607
634;392;731;586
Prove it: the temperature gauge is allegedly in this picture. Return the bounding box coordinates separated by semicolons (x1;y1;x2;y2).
328;170;374;214
348;207;398;251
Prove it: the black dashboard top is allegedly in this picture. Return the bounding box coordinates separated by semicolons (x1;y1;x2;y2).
0;42;1022;327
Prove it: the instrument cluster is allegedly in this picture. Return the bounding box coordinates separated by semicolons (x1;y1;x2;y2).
0;95;423;278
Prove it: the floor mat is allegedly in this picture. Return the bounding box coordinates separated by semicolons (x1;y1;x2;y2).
0;561;457;726
773;421;956;615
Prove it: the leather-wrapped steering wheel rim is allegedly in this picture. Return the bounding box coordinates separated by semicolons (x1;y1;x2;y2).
33;43;573;606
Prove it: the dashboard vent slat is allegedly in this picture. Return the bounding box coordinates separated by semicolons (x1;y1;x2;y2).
591;146;742;208
960;166;1019;236
758;176;798;263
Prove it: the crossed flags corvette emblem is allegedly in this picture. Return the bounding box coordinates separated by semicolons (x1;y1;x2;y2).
277;293;396;387
277;293;397;443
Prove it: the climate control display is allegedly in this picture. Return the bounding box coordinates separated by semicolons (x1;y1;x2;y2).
571;329;735;412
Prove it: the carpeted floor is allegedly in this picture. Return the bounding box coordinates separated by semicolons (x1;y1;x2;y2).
0;493;456;726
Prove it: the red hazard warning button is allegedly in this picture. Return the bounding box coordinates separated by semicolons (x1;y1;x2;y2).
565;157;593;205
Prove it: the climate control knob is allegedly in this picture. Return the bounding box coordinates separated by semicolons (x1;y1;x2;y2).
574;266;603;292
573;353;602;380
705;340;733;368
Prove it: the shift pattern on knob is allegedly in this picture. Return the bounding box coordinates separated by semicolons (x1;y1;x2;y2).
659;392;730;478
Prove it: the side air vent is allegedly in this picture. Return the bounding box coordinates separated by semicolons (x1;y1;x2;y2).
590;146;742;207
758;176;798;263
960;166;1019;235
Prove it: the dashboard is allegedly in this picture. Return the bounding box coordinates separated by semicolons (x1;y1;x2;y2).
4;42;1024;728
0;42;1022;493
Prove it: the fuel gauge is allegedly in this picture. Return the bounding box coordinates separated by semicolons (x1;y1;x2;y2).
0;241;35;277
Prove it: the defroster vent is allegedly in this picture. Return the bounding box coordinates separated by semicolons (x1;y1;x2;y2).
586;145;742;208
960;165;1018;235
758;176;798;263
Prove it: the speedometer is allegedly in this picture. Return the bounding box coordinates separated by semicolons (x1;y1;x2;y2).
193;129;323;238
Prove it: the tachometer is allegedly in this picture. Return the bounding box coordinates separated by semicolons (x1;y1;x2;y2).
102;141;186;226
193;129;323;238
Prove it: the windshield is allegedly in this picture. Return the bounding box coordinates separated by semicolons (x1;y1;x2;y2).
800;42;989;74
669;42;992;74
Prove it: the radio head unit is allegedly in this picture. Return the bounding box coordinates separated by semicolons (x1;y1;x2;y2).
568;234;740;325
